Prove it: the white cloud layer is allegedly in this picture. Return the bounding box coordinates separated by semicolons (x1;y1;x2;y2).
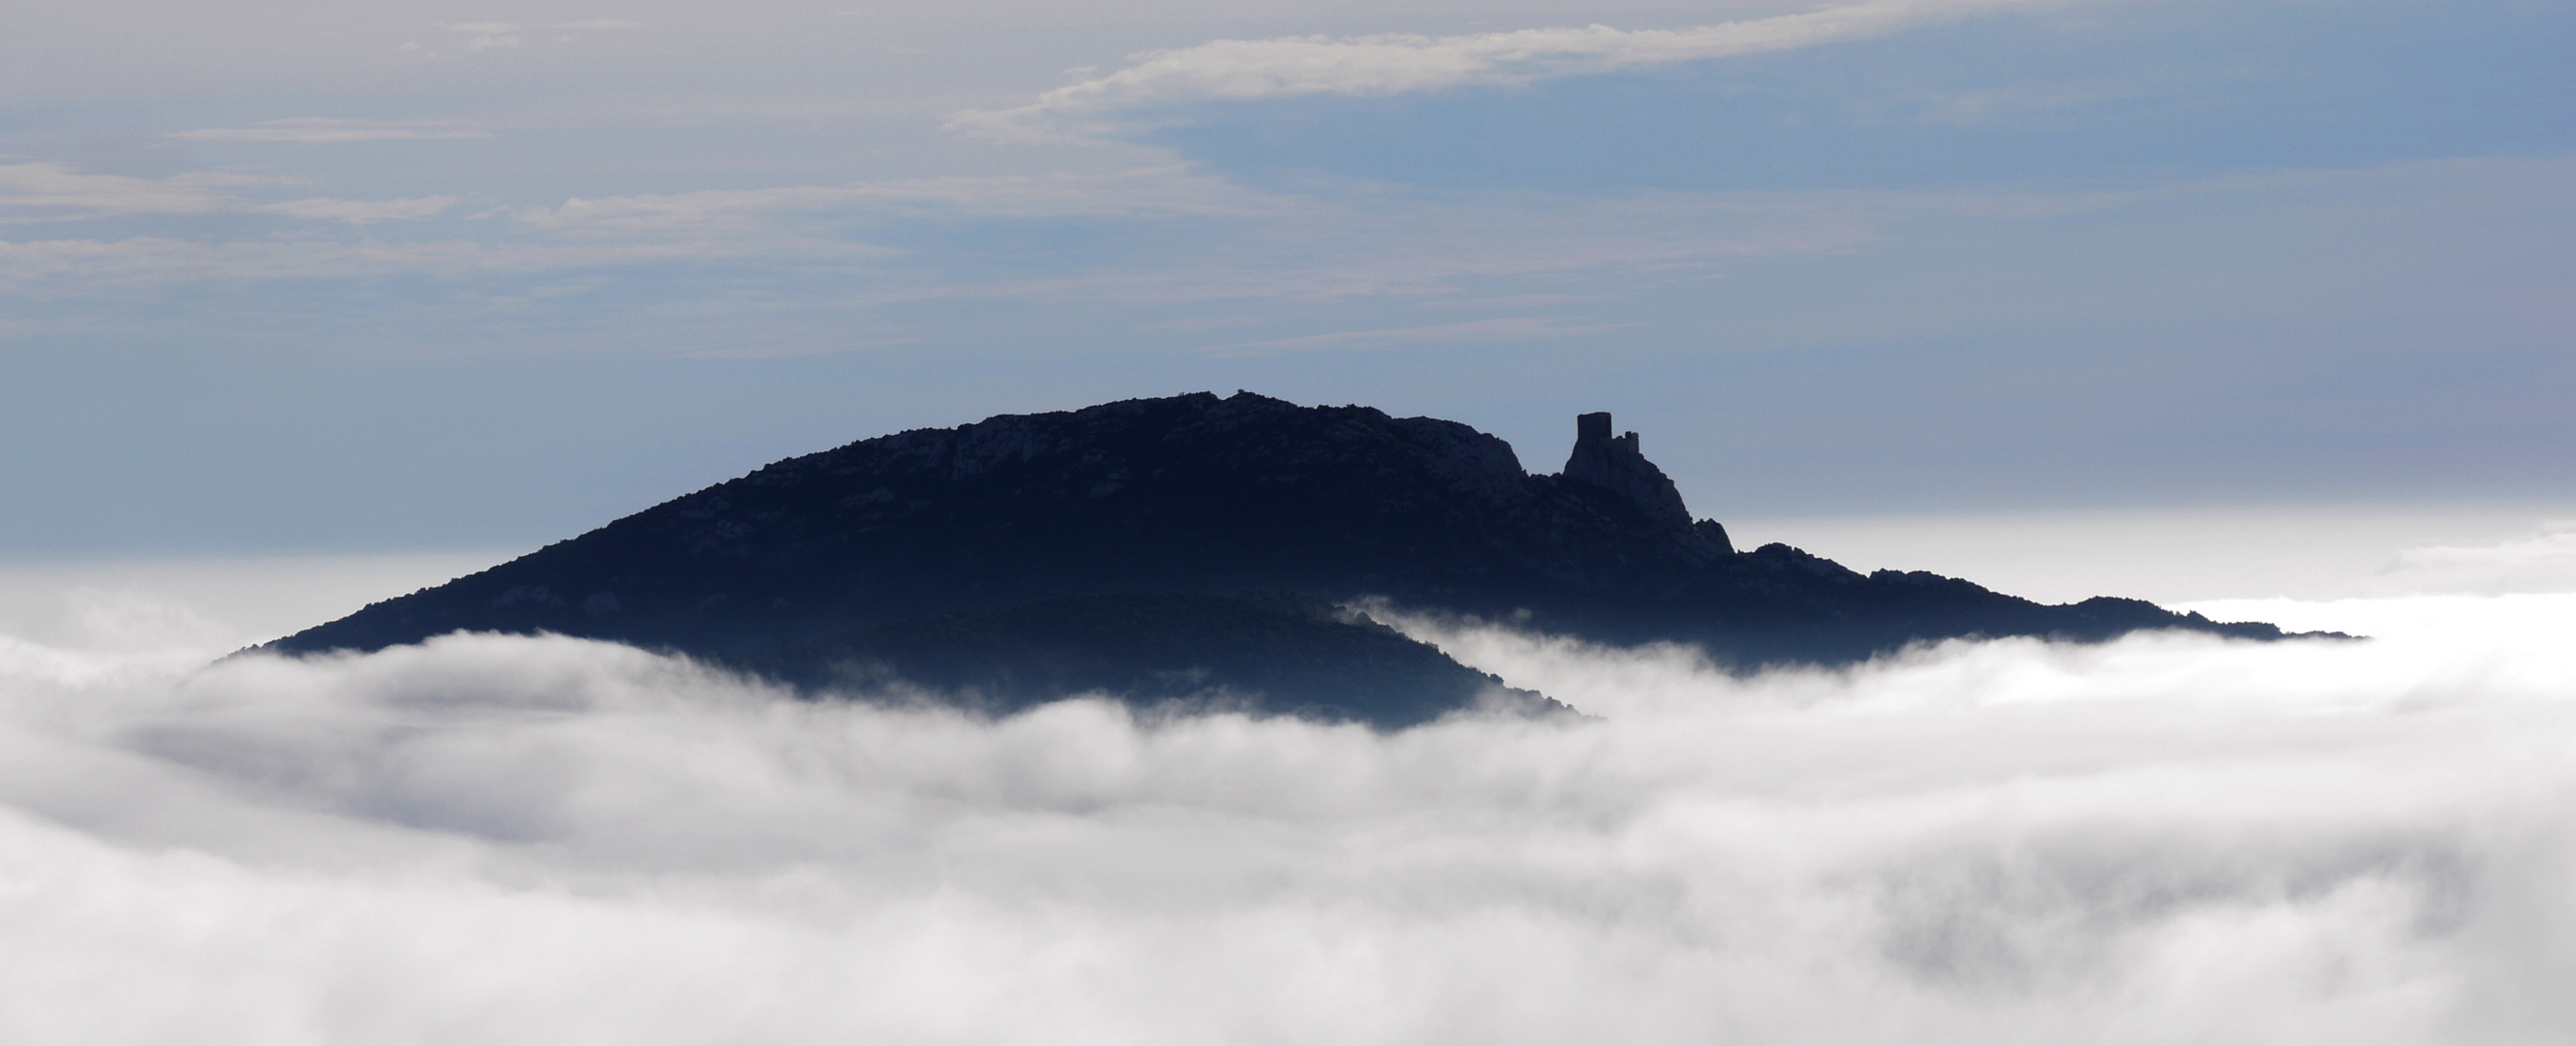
3;572;2574;1041
1727;506;2576;605
2381;524;2576;596
954;0;2077;138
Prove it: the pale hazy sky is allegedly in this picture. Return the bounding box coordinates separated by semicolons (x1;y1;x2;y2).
6;0;2570;556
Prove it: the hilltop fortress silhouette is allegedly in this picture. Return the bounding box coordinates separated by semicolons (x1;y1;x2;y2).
261;392;2313;725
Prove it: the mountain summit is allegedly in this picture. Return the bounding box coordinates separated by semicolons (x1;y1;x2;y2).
263;392;2302;724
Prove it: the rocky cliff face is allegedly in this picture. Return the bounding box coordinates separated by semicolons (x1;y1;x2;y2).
259;391;2306;723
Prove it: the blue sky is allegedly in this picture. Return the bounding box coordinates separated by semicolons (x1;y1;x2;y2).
4;0;2570;556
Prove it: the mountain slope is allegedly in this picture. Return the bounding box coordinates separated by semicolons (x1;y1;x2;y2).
262;391;2304;720
760;591;1566;727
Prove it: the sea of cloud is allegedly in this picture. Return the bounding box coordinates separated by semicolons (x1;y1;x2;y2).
4;534;2576;1043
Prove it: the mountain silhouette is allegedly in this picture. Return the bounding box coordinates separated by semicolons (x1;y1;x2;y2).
262;391;2310;724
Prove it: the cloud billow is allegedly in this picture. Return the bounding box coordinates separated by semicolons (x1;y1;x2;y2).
1;582;2572;1041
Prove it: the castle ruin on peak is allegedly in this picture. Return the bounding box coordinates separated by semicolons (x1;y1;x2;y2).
1560;412;1696;531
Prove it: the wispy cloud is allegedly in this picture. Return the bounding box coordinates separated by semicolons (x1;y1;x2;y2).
256;197;461;225
2;163;465;229
168;118;491;144
444;21;525;50
509;168;1281;232
1203;316;1633;355
0;236;835;293
0;158;1877;303
511;186;876;233
953;0;2077;138
0;163;227;217
430;18;640;53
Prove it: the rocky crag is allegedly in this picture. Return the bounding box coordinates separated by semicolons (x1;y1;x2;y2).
262;391;2307;725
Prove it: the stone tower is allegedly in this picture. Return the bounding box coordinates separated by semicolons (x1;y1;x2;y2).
1559;412;1694;530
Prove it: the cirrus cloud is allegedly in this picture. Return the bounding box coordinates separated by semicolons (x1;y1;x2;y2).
167;118;492;144
256;196;461;225
0;163;228;217
507;167;1286;233
952;0;2084;139
444;21;525;50
0;236;795;292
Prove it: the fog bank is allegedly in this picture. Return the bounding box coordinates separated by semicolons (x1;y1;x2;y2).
3;570;2574;1042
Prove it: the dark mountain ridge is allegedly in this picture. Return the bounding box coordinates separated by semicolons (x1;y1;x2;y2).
263;391;2309;724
